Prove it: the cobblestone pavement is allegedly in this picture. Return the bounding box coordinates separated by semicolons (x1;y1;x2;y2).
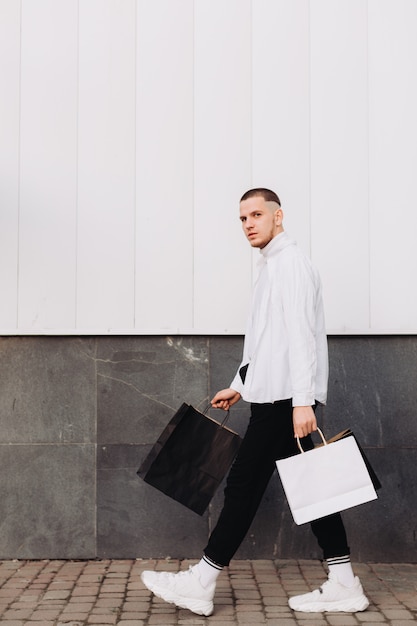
0;559;416;625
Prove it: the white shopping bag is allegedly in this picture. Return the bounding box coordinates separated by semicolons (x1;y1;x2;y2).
276;430;377;525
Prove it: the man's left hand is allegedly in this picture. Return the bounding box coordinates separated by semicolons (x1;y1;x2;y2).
293;406;317;439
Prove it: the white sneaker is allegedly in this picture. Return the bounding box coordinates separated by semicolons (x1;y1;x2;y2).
288;572;369;613
141;566;215;616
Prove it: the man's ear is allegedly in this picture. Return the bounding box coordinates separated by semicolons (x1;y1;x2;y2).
275;208;283;226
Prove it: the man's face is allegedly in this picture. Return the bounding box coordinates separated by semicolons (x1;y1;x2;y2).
239;196;283;249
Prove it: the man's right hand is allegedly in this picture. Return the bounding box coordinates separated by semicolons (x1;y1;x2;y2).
211;388;241;411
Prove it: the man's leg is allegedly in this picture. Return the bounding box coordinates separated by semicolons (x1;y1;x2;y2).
204;399;297;566
311;513;358;586
296;426;358;587
141;399;297;615
311;513;350;563
288;466;369;613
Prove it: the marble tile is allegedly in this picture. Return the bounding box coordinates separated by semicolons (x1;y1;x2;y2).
341;447;417;562
0;335;415;562
327;336;417;447
96;336;209;444
97;444;209;559
0;443;95;559
0;337;96;444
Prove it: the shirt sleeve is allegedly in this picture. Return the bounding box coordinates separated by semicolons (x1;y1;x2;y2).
230;370;244;395
277;253;319;407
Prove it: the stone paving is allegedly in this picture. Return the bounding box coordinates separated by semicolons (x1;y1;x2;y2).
0;559;416;626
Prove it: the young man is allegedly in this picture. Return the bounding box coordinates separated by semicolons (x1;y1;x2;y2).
141;188;369;617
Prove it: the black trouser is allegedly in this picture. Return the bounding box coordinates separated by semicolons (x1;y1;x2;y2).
204;399;350;567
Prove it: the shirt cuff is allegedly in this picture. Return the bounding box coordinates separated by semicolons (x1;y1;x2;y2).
292;393;315;407
230;372;244;395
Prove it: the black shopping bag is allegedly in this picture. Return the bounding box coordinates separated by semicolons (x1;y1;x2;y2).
326;429;382;491
137;403;242;515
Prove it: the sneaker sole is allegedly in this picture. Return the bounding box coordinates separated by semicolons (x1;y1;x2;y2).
289;594;369;613
141;573;214;616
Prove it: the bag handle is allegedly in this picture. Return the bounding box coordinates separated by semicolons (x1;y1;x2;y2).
203;403;231;428
297;427;327;453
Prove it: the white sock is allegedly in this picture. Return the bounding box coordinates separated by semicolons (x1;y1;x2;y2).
194;555;223;588
327;555;355;587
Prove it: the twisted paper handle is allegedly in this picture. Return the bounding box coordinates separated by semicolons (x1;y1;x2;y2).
297;427;327;453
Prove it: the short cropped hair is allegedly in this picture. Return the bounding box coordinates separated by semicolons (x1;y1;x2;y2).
240;187;281;207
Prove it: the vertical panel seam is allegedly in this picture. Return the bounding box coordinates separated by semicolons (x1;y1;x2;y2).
94;337;98;558
133;0;138;329
192;0;195;331
250;0;253;287
250;0;253;190
366;0;371;331
17;0;23;329
75;0;80;330
308;0;312;260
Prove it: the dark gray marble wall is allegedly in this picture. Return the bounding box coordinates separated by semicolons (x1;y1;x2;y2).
0;335;415;562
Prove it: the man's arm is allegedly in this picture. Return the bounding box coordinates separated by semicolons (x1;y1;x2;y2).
293;405;317;438
277;254;322;438
211;388;241;411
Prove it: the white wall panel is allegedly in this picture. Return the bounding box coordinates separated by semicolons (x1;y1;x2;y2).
310;0;370;332
1;1;416;335
252;0;311;255
18;0;78;330
369;0;417;332
194;0;252;332
135;0;194;331
0;0;20;328
77;0;136;329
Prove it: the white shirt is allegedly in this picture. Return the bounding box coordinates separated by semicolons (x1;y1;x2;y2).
230;231;328;406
